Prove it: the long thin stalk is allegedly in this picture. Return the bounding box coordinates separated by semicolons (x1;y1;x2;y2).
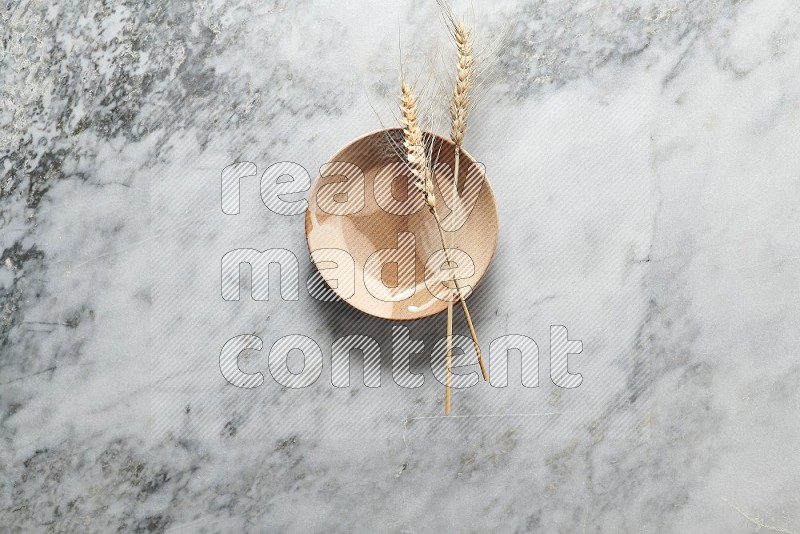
445;146;461;411
430;206;488;381
445;20;478;405
445;304;452;414
400;80;488;402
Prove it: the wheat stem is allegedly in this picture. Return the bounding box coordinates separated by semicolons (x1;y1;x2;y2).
429;210;488;381
400;81;488;385
445;304;452;415
444;22;480;405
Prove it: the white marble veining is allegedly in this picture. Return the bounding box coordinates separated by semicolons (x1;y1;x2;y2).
2;0;799;532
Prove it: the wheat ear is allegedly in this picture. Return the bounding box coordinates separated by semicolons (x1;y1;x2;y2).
400;82;435;208
450;22;473;150
400;81;488;385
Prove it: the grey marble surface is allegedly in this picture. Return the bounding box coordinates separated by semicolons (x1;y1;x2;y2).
2;0;800;532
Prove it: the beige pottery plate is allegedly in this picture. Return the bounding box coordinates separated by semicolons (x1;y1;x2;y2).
305;128;498;320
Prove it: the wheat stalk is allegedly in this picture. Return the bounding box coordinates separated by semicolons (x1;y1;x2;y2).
400;81;488;393
443;22;475;414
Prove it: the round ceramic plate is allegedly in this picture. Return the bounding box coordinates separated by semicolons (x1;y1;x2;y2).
305;128;499;320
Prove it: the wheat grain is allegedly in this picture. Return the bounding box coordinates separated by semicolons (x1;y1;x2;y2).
450;23;473;149
400;81;436;211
